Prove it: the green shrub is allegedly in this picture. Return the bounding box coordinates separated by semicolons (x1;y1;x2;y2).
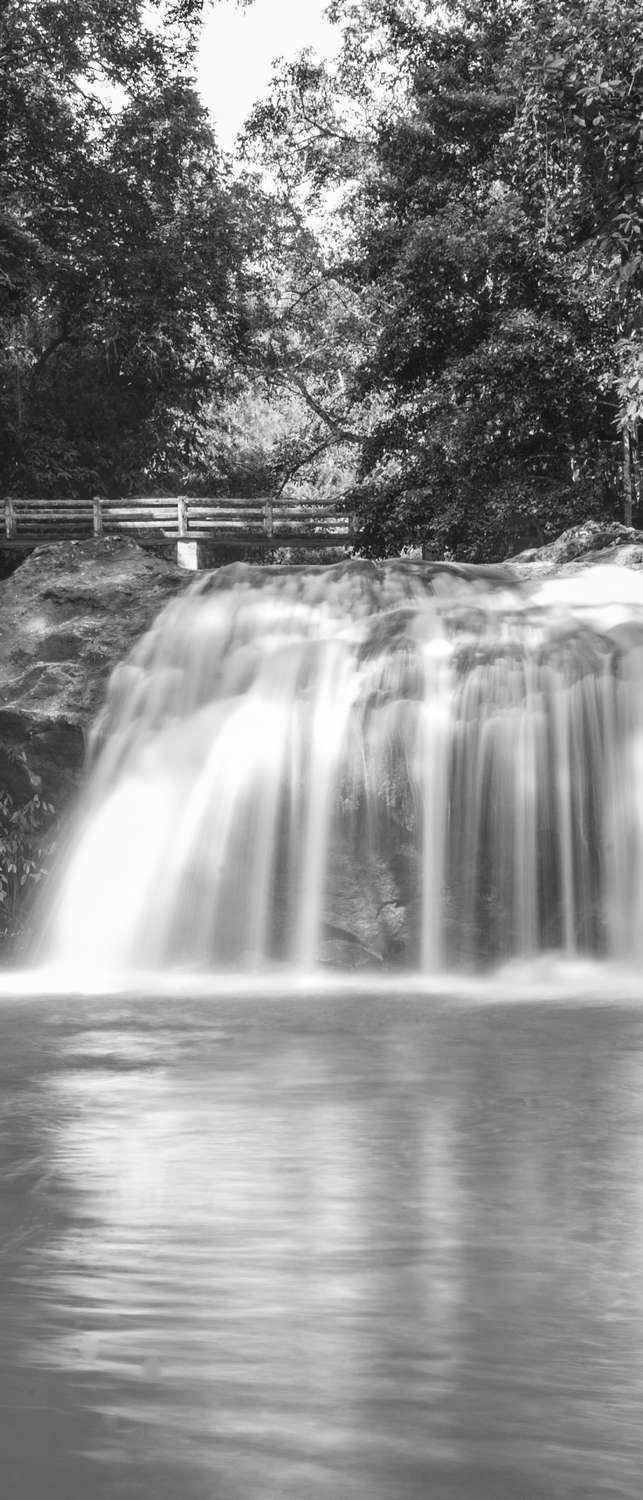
0;791;57;947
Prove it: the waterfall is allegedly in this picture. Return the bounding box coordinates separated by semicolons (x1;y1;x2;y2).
39;557;643;974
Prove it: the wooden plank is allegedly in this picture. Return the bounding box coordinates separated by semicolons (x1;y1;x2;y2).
14;512;92;521
122;501;271;513
13;501;94;513
101;506;178;518
185;506;265;518
170;520;265;532
13;503;93;512
272;503;347;516
101;513;263;525
9;494;317;508
185;500;265;509
101;522;264;535
100;519;184;531
101;510;340;528
276;513;348;521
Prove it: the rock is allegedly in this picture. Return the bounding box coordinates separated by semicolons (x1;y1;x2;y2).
3;521;643;961
0;537;189;841
510;520;643;578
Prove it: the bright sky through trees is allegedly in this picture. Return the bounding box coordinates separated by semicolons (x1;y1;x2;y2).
197;0;339;148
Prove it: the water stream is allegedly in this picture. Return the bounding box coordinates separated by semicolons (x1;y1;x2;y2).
2;991;643;1500
36;557;643;979
5;557;643;1496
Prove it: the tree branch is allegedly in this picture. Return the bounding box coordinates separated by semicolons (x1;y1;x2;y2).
275;433;349;494
280;371;363;443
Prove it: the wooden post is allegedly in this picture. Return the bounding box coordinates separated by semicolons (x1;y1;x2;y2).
4;496;15;539
92;496;103;536
264;498;274;537
176;497;200;569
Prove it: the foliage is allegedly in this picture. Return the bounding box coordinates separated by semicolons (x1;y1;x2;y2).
2;0;641;557
245;0;642;558
508;0;643;520
0;0;254;499
0;791;57;946
193;383;354;501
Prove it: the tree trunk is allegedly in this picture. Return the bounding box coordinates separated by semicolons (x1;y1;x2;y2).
631;421;641;518
623;428;633;527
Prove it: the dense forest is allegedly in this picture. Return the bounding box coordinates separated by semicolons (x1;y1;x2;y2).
1;0;642;560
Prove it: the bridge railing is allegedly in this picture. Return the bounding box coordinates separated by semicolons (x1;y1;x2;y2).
3;495;356;550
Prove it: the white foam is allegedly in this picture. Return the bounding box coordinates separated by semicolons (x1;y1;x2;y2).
1;955;640;1006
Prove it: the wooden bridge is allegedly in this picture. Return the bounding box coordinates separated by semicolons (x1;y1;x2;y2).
2;495;356;565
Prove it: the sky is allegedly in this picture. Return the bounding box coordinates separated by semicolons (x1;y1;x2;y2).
197;0;340;150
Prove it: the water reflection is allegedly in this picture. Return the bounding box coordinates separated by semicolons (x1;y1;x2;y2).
1;994;643;1497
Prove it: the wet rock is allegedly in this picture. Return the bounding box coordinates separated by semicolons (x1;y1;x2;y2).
510;520;643;578
4;523;643;965
0;539;188;815
318;925;383;969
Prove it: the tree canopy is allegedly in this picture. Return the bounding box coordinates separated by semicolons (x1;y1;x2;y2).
243;0;643;557
0;0;253;497
2;0;642;558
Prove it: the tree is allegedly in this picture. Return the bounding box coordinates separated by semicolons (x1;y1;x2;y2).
0;0;253;498
245;0;642;558
347;0;631;555
509;0;643;521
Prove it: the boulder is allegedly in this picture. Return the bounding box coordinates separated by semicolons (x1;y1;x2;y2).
4;522;639;819
0;538;188;809
510;520;643;577
0;541;191;948
3;521;643;961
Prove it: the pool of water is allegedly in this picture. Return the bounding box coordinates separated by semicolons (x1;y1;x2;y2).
1;989;642;1498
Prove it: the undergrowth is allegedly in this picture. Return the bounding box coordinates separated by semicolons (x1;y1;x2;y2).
0;791;57;946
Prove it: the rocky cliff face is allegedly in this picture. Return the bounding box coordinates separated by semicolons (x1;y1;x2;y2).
2;522;643;960
0;539;188;804
6;521;639;807
0;540;189;945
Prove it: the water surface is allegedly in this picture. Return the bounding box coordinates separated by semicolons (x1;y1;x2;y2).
1;990;642;1498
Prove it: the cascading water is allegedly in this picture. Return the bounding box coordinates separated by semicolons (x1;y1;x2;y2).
38;557;643;976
